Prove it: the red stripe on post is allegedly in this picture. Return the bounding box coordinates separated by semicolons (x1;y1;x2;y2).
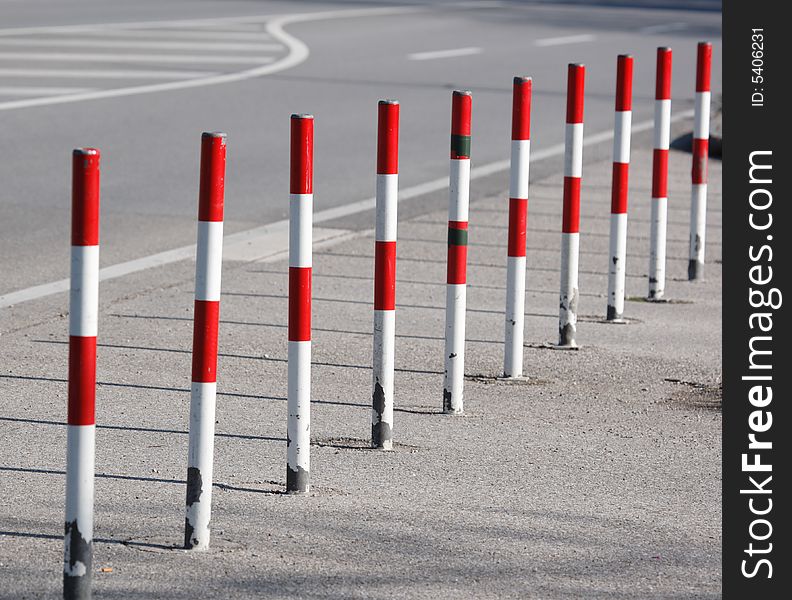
692;138;709;184
68;336;96;426
447;245;468;285
511;77;532;141
198;133;226;222
448;220;468;232
451;91;472;136
290;114;314;195
610;163;629;214
71;149;100;247
376;101;399;175
191;300;220;383
507;198;527;257
651;149;669;198
696;42;712;93
615;55;633;111
655;47;672;100
562;177;581;234
565;64;585;124
374;241;396;310
288;266;312;341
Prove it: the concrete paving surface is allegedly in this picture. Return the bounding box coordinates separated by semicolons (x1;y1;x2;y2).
0;115;721;598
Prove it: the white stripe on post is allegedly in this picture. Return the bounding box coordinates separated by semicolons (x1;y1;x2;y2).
564;124;583;178
560;231;580;337
449;159;471;215
65;425;96;583
68;246;99;337
287;339;311;484
612;111;631;163
194;221;224;301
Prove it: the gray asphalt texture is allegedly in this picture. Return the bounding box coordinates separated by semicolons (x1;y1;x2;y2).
1;1;721;598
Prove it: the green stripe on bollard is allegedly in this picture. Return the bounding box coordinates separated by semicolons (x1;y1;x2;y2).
450;134;471;158
447;227;468;246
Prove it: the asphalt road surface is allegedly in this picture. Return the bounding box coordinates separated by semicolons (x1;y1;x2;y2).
1;0;720;300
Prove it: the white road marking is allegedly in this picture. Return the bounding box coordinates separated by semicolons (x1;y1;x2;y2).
639;22;688;34
446;1;506;7
185;23;270;32
0;38;282;52
0;85;94;96
408;47;482;61
0;109;695;309
0;9;401;37
0;6;421;112
0;51;277;64
0;67;219;79
0;18;278;37
534;34;596;47
43;29;274;41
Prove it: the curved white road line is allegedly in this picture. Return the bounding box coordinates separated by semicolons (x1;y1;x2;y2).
0;6;420;112
0;109;695;309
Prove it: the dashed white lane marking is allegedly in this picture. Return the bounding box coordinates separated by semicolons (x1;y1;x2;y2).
534;34;596;47
408;47;482;61
639;22;688;34
0;109;695;309
0;51;277;64
0;85;94;96
0;38;283;52
0;67;218;79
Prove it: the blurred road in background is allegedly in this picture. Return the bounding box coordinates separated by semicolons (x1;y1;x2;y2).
0;0;720;299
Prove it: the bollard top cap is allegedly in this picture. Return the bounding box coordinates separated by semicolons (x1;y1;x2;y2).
73;147;99;156
202;131;227;139
453;89;472;96
379;99;399;105
618;53;633;59
658;46;672;52
513;76;532;84
698;40;712;47
291;113;314;120
568;62;585;68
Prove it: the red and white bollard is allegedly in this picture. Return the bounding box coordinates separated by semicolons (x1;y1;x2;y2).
558;64;585;347
649;47;672;300
287;114;313;493
184;132;226;550
606;54;633;322
443;90;471;414
503;77;531;378
64;148;100;600
372;99;399;449
688;41;711;281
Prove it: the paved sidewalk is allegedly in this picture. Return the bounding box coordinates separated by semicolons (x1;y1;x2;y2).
0;124;721;599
